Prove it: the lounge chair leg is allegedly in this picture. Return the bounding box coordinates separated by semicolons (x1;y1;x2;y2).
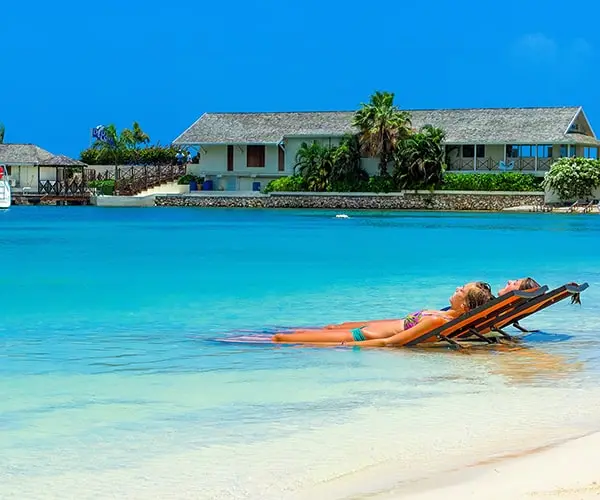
468;328;494;344
439;335;463;349
512;322;539;334
492;327;514;341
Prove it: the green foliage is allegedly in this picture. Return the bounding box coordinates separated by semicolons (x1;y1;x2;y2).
440;172;543;192
330;134;369;191
394;125;446;189
88;179;115;195
79;122;180;166
0;122;4;144
80;143;180;166
263;175;306;193
294;142;336;192
177;174;203;185
367;175;395;193
352;91;412;176
542;157;600;201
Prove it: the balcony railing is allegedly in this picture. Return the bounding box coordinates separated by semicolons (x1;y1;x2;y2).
38;180;90;196
448;157;554;172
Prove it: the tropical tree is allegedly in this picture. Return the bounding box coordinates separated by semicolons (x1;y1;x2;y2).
294;141;335;192
90;124;130;169
352;91;412;176
132;122;150;148
0;122;5;143
330;134;368;191
394;125;446;189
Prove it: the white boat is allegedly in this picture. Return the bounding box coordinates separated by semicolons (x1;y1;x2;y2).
0;164;11;209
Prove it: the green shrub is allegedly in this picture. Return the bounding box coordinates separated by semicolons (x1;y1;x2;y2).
263;175;306;193
177;174;203;185
440;172;542;192
542;157;600;201
79;145;180;166
88;179;115;195
367;175;395;193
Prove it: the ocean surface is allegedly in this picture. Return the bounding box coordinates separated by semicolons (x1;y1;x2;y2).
1;206;599;499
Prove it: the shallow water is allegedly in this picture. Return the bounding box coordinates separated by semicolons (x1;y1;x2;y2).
1;207;599;499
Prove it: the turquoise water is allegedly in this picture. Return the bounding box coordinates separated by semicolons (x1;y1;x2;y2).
1;207;600;499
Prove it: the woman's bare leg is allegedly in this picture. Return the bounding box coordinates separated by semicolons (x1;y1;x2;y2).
272;329;355;343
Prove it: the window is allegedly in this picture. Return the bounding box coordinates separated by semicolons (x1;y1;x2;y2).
584;147;598;159
506;145;536;158
247;145;265;168
6;166;11;175
461;145;484;158
559;145;577;157
537;145;553;158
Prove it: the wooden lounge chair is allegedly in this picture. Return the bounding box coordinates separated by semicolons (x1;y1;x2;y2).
404;287;548;348
474;282;589;339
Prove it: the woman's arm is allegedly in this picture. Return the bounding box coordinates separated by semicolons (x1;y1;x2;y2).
344;316;446;347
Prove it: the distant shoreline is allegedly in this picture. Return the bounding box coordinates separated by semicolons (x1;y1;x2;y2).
153;190;548;212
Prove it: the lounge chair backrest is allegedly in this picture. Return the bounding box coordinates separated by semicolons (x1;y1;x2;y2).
484;282;589;332
405;287;547;347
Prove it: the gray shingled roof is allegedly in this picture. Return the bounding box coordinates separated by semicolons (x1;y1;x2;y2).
173;106;599;146
38;154;87;167
0;144;55;164
0;144;84;166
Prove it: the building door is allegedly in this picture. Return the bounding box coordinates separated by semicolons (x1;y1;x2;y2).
227;145;234;172
278;147;285;172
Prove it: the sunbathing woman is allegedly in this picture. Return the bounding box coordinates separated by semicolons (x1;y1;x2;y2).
321;278;539;332
498;277;540;296
271;282;493;346
319;281;493;331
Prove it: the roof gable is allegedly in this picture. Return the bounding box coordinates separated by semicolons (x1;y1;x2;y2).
173;106;595;146
0;144;55;165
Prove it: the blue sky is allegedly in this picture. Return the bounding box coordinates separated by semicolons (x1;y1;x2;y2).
1;0;598;157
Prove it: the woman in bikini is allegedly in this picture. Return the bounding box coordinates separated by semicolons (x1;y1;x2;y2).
271;282;493;346
318;278;539;333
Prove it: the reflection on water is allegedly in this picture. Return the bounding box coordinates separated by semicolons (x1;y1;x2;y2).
469;345;586;386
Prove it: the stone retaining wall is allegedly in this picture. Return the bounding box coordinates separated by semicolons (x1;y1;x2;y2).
154;191;545;211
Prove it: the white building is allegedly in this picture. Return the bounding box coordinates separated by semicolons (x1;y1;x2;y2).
172;106;600;192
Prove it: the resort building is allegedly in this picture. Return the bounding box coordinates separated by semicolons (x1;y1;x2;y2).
172;106;600;191
0;143;87;195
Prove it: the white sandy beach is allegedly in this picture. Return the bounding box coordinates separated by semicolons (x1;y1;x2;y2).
374;431;600;500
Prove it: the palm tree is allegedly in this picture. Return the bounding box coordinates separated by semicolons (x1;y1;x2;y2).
294;142;335;192
0;122;5;143
91;124;132;183
394;125;446;189
352;91;412;176
331;134;368;191
132;122;150;148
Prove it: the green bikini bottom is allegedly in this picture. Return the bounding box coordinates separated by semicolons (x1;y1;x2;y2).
351;327;367;342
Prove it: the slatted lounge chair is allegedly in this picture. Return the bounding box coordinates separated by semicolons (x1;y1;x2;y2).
404;287;548;348
470;282;589;340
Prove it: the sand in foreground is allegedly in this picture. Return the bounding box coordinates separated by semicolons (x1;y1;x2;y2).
380;431;600;500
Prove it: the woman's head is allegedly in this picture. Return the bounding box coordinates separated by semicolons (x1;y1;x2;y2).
450;283;494;313
498;277;540;296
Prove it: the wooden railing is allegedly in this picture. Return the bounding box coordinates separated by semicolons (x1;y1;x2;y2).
38;180;90;196
85;164;187;195
447;157;554;172
114;164;186;195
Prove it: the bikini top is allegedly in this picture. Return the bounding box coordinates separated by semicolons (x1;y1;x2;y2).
403;310;455;330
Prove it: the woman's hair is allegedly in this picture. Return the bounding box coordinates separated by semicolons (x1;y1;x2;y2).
519;277;540;290
475;281;496;300
465;286;494;311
